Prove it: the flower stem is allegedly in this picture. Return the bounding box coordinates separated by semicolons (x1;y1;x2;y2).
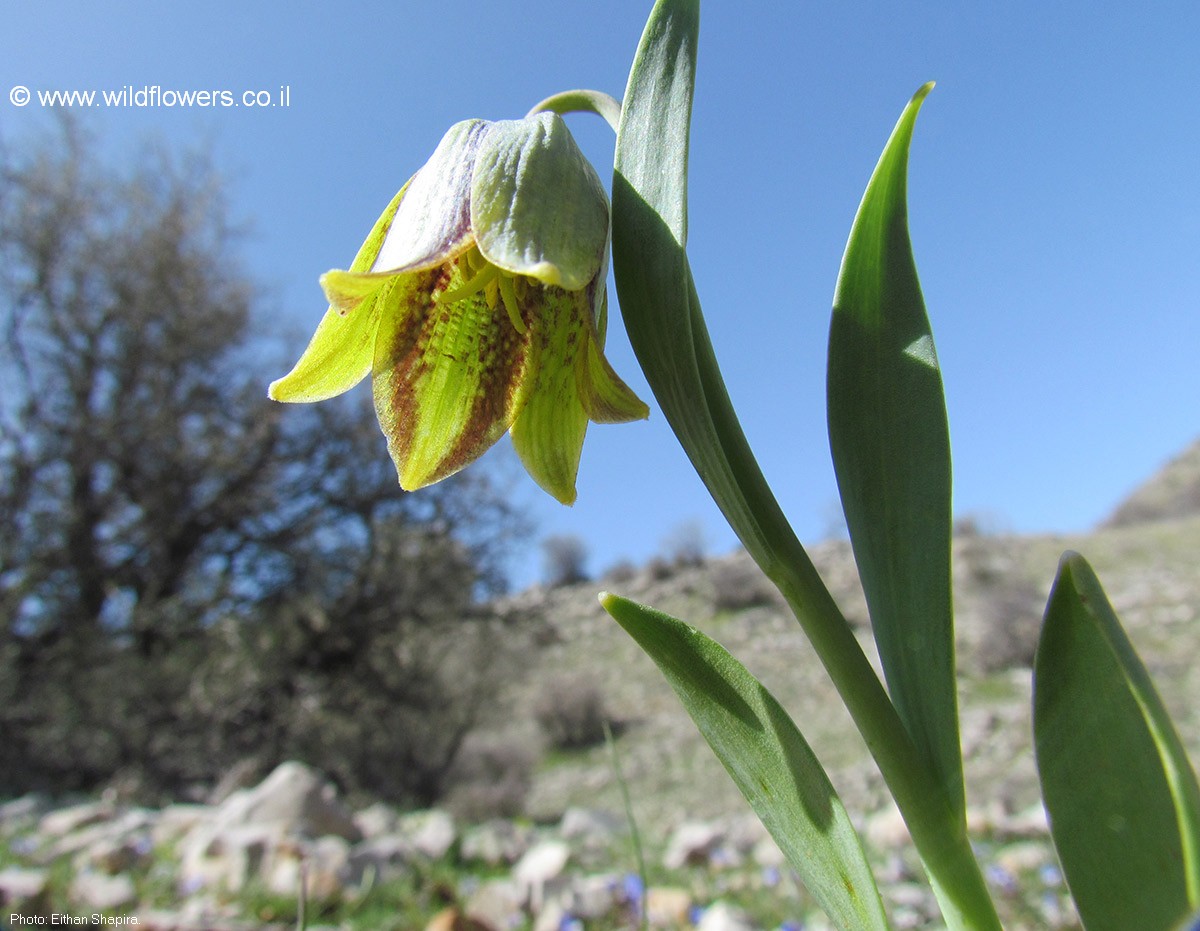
681;269;1001;930
526;89;623;133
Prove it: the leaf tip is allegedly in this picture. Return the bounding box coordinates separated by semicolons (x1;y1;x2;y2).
912;81;936;106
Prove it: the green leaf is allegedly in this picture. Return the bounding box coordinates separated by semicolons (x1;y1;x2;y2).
614;9;999;926
1034;552;1200;931
827;83;963;822
612;0;806;626
600;592;889;931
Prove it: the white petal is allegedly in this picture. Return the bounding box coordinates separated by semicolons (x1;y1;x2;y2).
371;119;490;274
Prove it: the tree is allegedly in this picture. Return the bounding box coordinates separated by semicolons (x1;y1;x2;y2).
0;124;527;802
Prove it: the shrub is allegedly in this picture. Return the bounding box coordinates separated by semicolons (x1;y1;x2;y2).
534;676;611;751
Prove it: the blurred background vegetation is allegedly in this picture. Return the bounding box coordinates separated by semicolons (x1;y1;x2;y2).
0;122;534;808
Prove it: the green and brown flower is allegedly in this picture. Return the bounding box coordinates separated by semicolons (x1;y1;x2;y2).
269;112;648;504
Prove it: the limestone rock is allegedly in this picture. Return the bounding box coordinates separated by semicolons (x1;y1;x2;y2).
210;761;360;842
558;807;623;844
695;900;760;931
514;839;571;912
0;795;49;833
864;804;911;851
38;800;113;838
662;820;723;869
645;886;693;928
558;872;623;921
353;801;400;840
263;835;354;902
69;870;136;911
401;808;456;859
464;877;524;931
0;866;50;913
460;818;533;866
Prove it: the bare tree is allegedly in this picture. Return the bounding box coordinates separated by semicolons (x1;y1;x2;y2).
0;124;527;802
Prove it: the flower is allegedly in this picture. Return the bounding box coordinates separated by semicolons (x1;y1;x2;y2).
269;112;648;504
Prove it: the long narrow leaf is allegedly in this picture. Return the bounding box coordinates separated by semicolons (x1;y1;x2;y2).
1034;551;1200;931
612;7;1000;927
600;592;889;931
827;84;963;822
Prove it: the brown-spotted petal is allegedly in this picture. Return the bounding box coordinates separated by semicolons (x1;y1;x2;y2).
372;263;533;490
510;286;647;505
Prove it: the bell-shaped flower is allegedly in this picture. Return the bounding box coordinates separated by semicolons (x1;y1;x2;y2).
269;112;648;504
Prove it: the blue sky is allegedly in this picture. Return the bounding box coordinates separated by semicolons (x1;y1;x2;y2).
4;0;1198;589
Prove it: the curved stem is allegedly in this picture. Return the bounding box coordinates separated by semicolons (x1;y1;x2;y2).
526;89;622;133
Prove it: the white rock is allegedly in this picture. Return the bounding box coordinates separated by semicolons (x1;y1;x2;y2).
645;886;692;928
464;877;525;930
532;899;569;931
69;870;136;911
178;824;277;894
995;840;1052;874
151;804;211;848
695;900;760;931
559;807;623;843
38;800;112;838
461;818;533;866
353;801;400;840
73;834;153;875
401;809;456;859
51;809;155;862
211;760;360;841
864;804;911;850
0;867;50;911
999;803;1050;839
263;835;353;902
0;794;49;832
750;834;785;868
515;840;571;912
662;821;724;870
351;833;415;883
560;872;623;920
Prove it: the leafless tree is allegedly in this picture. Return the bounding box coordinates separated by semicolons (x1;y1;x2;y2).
0;124;527;802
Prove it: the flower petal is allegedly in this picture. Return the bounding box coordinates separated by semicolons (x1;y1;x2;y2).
471;112;609;291
578;325;651;423
372;264;532;490
371;119;491;274
509;288;593;505
269;189;407;402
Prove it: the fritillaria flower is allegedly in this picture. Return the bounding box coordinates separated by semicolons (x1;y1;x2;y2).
270;112;648;504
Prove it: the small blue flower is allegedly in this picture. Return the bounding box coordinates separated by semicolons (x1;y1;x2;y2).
622;872;645;904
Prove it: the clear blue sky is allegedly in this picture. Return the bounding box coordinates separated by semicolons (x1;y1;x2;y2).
4;0;1198;589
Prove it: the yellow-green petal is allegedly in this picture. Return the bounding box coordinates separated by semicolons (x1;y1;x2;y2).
350;185;408;273
471;112;609;291
268;187;407;402
268;285;386;402
373;264;533;490
578;328;650;424
509;289;593;505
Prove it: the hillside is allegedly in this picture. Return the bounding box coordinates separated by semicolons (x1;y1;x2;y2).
4;455;1199;929
500;513;1200;839
1104;437;1200;527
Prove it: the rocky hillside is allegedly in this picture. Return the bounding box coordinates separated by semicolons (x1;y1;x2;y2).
1104;437;1200;527
3;445;1199;930
505;515;1200;837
